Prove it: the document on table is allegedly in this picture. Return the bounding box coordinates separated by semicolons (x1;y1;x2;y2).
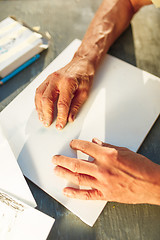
0;126;54;239
0;39;160;226
0;126;36;208
0;189;54;240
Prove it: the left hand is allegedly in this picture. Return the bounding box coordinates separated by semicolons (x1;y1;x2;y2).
52;138;160;204
35;56;94;129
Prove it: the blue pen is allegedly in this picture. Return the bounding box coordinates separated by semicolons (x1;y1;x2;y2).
0;54;40;85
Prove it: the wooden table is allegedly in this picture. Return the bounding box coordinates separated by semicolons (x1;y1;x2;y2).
0;1;160;239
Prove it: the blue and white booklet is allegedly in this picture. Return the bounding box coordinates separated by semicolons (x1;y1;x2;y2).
0;16;49;78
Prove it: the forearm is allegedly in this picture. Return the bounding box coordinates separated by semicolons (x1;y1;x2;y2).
74;0;134;72
35;0;153;128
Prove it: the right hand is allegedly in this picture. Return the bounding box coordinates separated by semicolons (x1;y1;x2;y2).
53;138;160;204
35;56;95;129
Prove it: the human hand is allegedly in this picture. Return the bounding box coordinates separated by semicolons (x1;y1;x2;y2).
52;138;160;204
35;56;94;129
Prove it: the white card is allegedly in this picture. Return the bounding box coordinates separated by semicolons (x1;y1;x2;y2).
0;190;54;240
0;39;160;226
0;126;36;208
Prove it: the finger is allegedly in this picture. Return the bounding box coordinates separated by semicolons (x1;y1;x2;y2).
35;80;49;121
68;88;89;122
63;187;104;200
54;166;97;187
52;155;97;175
41;83;58;127
70;139;104;160
56;89;74;130
92;138;120;150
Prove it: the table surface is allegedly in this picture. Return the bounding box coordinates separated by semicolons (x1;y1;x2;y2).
0;1;160;239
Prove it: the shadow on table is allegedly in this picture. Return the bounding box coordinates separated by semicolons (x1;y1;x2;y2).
108;25;136;67
138;114;160;165
26;178;96;240
49;210;96;240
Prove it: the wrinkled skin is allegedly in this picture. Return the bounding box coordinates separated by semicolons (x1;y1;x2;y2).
35;0;134;129
35;57;94;129
35;0;152;130
52;138;160;204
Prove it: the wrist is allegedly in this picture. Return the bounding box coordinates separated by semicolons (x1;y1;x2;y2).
71;53;96;78
74;45;98;70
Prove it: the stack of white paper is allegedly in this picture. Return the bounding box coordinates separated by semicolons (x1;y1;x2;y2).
0;126;54;239
0;17;48;77
0;190;54;240
0;125;36;207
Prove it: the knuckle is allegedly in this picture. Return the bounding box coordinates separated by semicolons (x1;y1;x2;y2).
99;149;108;162
47;72;56;80
52;71;59;78
97;167;105;178
80;89;89;101
75;173;82;186
63;77;78;92
35;88;42;98
47;72;60;82
79;141;90;153
82;90;89;101
58;98;69;109
104;148;118;161
72;161;80;173
47;73;52;79
42;96;53;106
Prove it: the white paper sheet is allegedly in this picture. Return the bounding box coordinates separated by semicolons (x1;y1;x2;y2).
0;126;36;208
0;39;160;226
0;128;54;239
0;190;54;240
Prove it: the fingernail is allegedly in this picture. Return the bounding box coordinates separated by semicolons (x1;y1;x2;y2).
52;155;60;164
70;139;74;146
39;116;43;121
44;122;49;127
56;123;63;130
93;138;102;145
